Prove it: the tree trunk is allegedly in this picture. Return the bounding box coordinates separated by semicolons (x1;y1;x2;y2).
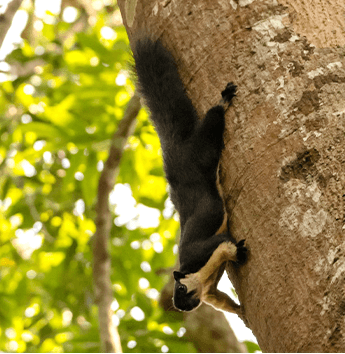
0;0;24;50
118;0;345;351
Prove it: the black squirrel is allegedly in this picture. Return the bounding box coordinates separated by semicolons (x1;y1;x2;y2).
133;37;247;314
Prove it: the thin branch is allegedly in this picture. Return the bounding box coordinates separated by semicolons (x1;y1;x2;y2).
0;0;24;50
5;58;45;77
25;194;55;243
11;175;55;243
92;93;141;353
59;12;89;43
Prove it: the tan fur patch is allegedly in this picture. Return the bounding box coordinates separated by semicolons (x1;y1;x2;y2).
215;165;228;236
204;290;241;315
197;242;237;285
184;241;241;313
180;273;201;292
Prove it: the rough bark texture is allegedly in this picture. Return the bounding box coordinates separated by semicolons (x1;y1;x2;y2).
118;0;345;351
278;0;345;48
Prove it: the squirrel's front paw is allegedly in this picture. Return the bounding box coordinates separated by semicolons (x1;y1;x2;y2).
221;82;237;103
235;239;247;266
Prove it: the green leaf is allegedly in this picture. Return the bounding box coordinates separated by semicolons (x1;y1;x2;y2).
0;177;11;200
18;122;68;142
244;340;261;353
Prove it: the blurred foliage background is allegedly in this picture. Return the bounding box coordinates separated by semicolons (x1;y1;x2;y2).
0;0;259;352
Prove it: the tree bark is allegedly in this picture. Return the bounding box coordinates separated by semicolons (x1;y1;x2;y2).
0;0;23;50
118;0;345;351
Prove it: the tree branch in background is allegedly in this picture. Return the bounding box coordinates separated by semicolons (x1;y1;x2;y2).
0;0;24;50
59;0;90;42
3;58;45;76
184;304;247;353
93;94;141;353
59;12;89;42
25;194;55;243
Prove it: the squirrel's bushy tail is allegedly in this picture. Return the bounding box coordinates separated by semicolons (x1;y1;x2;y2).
132;37;197;140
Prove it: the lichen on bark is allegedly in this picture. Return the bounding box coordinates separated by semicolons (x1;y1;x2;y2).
118;0;345;351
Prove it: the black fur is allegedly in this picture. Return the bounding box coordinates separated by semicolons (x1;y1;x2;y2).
173;288;200;311
133;37;240;282
235;239;247;265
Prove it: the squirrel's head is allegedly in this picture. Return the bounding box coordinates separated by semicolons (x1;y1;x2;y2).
172;271;202;312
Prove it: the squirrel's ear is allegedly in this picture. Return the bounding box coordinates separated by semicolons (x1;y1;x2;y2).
173;271;185;281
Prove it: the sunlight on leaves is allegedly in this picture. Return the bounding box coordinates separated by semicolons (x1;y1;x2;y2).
0;1;259;352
